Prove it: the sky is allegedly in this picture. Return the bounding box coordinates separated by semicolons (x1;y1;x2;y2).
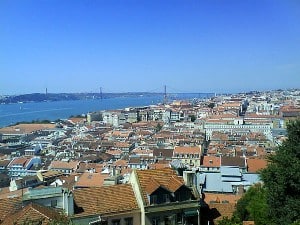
1;0;300;94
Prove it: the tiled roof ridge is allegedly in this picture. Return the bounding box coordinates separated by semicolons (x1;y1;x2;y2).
167;175;184;192
144;176;161;194
1;202;56;225
30;204;51;220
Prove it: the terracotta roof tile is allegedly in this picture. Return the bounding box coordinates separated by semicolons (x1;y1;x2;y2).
75;172;109;188
113;159;128;167
0;124;56;134
49;160;79;170
135;168;185;205
148;163;170;169
0;197;22;222
73;184;138;217
144;177;161;194
247;158;268;173
8;157;33;167
174;146;201;154
1;202;66;225
204;193;241;204
221;156;246;168
167;176;184;192
202;156;221;168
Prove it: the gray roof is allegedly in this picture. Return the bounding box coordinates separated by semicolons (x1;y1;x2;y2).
198;173;206;185
243;173;261;185
202;173;233;193
220;166;241;177
200;169;262;193
170;159;186;169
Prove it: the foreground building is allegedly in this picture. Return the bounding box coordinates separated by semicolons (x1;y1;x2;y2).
71;168;201;225
130;168;200;225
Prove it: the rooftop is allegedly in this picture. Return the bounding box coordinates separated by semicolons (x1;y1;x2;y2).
73;184;138;217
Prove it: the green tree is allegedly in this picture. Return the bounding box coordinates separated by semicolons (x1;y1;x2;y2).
218;216;241;225
234;183;269;225
260;119;300;225
208;102;215;109
155;123;162;132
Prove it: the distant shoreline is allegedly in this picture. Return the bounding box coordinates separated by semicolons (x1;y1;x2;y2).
0;92;215;104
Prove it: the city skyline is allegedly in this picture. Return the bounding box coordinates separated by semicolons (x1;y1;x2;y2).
1;0;300;95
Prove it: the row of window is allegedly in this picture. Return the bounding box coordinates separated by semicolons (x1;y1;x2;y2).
149;193;190;205
174;154;200;158
112;217;133;225
152;213;183;225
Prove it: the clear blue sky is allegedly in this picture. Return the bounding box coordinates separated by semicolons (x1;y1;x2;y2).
1;0;300;94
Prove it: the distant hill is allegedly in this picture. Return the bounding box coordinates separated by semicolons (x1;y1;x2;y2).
0;92;163;104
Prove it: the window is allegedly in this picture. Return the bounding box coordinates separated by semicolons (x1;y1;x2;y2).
163;193;170;203
124;217;133;225
164;216;172;225
152;217;160;225
176;213;183;223
150;195;157;205
112;219;120;225
51;199;57;207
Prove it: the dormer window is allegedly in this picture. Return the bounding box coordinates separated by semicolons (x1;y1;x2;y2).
163;193;170;203
150;195;157;205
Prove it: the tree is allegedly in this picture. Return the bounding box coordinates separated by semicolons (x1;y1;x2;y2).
208;102;215;109
234;183;268;225
260;119;300;225
218;216;241;225
155;123;162;132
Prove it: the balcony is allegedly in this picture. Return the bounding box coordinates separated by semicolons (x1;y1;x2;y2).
145;200;199;214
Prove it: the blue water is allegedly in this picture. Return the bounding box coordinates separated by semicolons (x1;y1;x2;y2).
0;94;211;128
0;96;165;128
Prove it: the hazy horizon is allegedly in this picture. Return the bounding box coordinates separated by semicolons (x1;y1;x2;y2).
1;0;300;95
2;87;299;96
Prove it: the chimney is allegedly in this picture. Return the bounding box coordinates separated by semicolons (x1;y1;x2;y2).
238;184;245;195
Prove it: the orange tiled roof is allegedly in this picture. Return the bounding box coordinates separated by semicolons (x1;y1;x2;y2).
75;172;109;188
112;130;133;137
145;177;161;194
49;160;79;170
148;163;170;169
174;146;201;154
247;158;268;173
1;202;66;225
0;123;56;134
135;168;185;205
77;162;103;173
9;157;32;167
204;193;241;204
0;197;22;222
202;156;221;168
73;184;138;217
114;159;128;167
